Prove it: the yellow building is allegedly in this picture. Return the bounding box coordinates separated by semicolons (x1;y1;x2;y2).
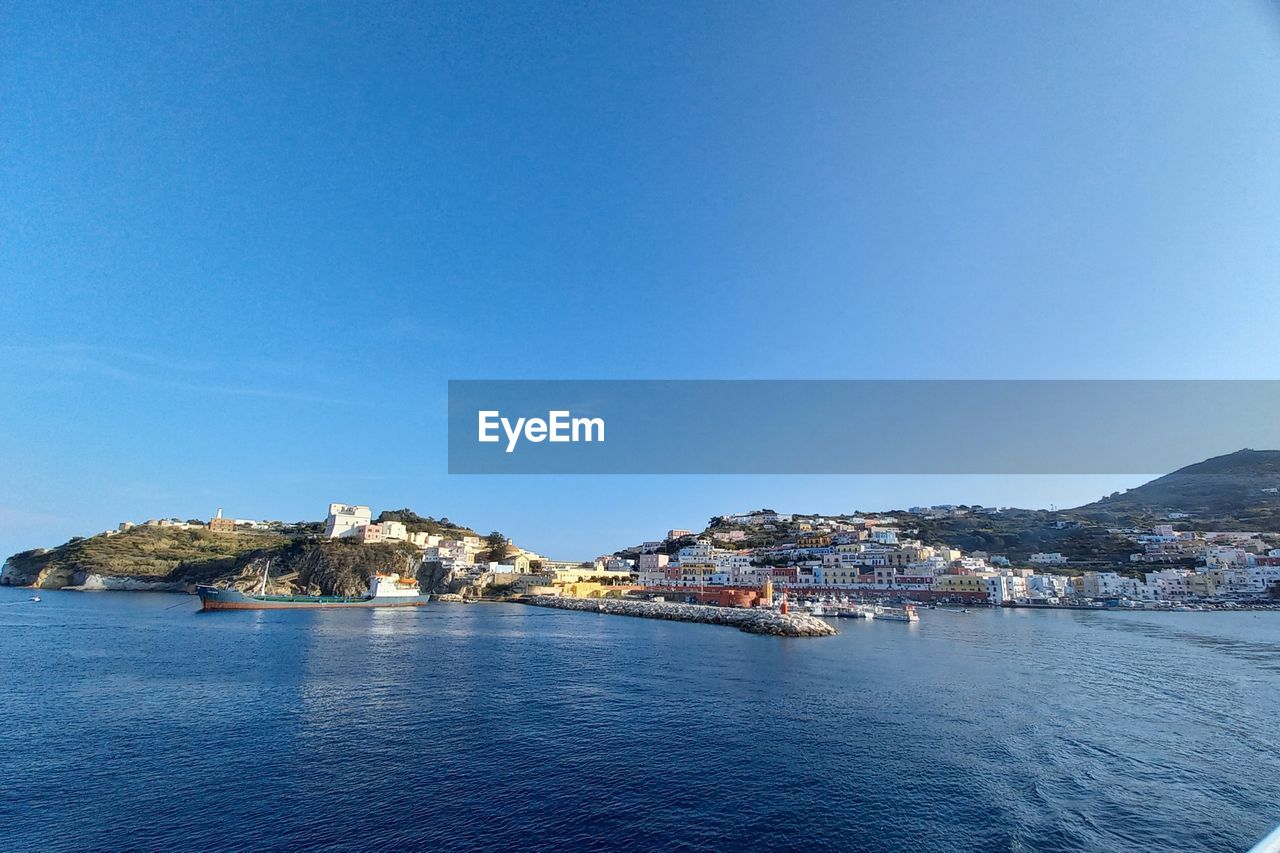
887;544;932;567
550;567;632;585
555;580;636;599
500;554;532;573
821;567;865;585
934;575;986;594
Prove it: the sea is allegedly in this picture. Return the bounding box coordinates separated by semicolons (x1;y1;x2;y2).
2;587;1277;852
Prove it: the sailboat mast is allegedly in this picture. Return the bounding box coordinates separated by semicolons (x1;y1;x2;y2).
259;559;270;596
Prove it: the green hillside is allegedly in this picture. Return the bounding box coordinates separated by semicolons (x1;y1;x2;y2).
1;526;290;589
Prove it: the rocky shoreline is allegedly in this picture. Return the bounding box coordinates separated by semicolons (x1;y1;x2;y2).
523;595;838;637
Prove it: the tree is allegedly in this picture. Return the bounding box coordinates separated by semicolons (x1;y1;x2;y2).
484;531;507;563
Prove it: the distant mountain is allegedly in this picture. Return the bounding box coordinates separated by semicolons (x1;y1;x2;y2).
1075;449;1280;528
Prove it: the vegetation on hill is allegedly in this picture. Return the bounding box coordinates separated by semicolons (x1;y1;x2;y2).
904;510;1137;564
482;530;508;563
374;508;477;537
1;526;290;589
3;520;443;594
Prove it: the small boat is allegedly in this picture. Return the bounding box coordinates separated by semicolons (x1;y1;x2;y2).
30;596;41;602
828;604;876;619
876;604;920;623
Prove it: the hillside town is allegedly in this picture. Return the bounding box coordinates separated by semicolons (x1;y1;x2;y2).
56;498;1280;609
193;503;1280;607
601;509;1280;608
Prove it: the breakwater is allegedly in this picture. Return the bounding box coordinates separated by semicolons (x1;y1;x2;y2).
523;595;837;637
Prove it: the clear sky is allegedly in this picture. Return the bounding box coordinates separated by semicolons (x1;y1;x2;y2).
3;1;1279;559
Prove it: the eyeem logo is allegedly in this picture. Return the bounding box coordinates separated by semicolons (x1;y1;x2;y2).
477;410;605;453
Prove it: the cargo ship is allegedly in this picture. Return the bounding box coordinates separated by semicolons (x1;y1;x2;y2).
196;561;428;611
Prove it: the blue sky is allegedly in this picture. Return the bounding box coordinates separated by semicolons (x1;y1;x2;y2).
3;1;1279;559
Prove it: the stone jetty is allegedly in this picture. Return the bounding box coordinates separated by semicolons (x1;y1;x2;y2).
523;595;837;637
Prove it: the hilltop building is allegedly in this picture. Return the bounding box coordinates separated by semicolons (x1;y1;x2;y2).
325;504;372;538
208;507;236;533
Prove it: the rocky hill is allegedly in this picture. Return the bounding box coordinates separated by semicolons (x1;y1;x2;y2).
620;509;1140;566
207;538;431;597
1073;449;1280;529
1;526;290;589
614;451;1280;566
2;509;483;594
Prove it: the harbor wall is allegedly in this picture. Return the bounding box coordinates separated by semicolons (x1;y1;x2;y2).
522;595;837;637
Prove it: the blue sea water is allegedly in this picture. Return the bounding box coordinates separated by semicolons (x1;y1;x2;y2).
1;588;1277;852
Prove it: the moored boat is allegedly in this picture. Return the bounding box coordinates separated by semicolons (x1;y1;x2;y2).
875;604;920;623
197;561;428;611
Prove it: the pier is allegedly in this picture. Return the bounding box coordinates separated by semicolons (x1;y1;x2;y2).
522;595;838;637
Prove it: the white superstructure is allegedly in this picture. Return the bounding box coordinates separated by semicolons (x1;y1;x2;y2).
368;572;421;598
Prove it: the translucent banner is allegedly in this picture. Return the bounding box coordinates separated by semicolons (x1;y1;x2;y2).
447;380;1280;474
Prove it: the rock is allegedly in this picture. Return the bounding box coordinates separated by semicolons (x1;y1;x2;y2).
61;573;187;592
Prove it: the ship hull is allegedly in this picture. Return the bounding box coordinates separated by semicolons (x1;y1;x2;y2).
196;585;428;611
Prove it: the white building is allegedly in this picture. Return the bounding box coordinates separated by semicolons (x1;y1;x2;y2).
424;542;473;564
676;540;716;564
981;573;1027;604
869;527;899;545
1025;573;1069;601
638;552;669;571
377;520;408;542
409;531;442;549
716;552;755;575
1144;569;1190;600
1204;547;1250;568
1081;571;1137;599
1030;552;1068;566
325;503;372;538
1211;566;1280;596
